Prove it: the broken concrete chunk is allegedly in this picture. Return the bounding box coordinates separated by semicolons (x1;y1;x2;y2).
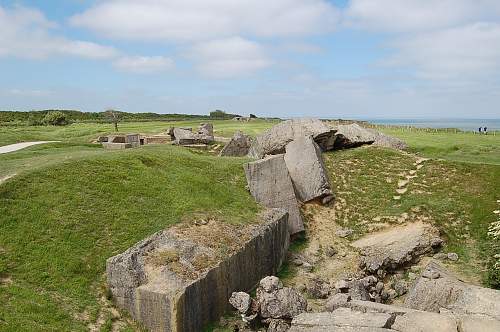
332;123;407;150
257;287;307;319
219;131;252;157
404;261;500;320
325;293;351;312
267;319;291;332
260;276;283;293
248;118;336;159
106;209;289;332
244;154;304;234
290;308;392;331
172;123;215;145
352;222;442;273
284;135;333;202
229;292;252;314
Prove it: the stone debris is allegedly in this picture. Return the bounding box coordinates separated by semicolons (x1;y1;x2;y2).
229;292;252;314
332;123;407;150
171;123;214;145
244;154;305;234
106;209;290;332
447;252;459;261
404;261;500;320
247;118;337;159
219;131;253;157
284;136;333;202
306;277;332;299
352;222;442;274
336;228;354;238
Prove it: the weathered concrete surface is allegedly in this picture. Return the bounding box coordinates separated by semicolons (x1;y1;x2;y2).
107;209;290;332
333;124;407;150
392;311;457;332
244;155;304;234
219;131;252;157
352;222;442;273
171;123;215;145
404;261;500;320
247;118;336;159
290;308;393;332
284;136;333;202
458;315;500;332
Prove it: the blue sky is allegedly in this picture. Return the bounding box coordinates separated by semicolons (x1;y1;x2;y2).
1;0;500;119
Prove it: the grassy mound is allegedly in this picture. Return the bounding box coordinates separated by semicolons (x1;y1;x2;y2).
0;145;259;331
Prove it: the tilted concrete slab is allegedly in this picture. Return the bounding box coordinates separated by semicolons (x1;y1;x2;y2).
244;155;304;234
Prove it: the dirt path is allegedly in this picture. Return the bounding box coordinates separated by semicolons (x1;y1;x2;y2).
0;141;60;154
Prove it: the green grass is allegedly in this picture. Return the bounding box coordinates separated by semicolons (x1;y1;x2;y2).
0;145;259;331
380;128;500;165
325;147;500;286
0;119;277;146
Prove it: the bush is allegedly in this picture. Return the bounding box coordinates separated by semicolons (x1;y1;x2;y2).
42;111;68;126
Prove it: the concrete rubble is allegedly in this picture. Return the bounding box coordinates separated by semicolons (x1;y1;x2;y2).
106;209;290;332
219;131;253;157
170;123;215;145
247;118;337;159
284;136;333;203
352;222;443;274
244;155;305;234
101;134;140;149
332;123;407;150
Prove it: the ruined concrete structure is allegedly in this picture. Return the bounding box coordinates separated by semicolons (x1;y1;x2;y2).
101;134;140;149
107;209;290;332
169;123;215;145
219;131;252;157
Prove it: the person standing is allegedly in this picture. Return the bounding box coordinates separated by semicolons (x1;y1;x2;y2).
484;127;488;135
479;127;482;134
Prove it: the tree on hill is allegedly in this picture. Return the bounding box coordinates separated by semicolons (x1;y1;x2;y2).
42;111;68;126
105;109;122;132
209;109;241;119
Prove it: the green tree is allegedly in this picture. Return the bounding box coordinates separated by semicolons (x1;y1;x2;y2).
42;111;68;126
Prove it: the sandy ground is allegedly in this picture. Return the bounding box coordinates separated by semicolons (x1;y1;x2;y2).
0;141;60;154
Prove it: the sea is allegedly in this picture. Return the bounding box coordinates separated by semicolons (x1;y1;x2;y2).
366;119;500;132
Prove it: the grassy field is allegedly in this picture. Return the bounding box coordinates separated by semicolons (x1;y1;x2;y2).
380;128;500;165
1;119;499;331
0;145;259;331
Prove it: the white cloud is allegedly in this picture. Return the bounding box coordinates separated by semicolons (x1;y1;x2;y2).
113;56;174;73
0;5;118;59
345;0;500;32
385;23;500;80
70;0;339;41
190;37;271;78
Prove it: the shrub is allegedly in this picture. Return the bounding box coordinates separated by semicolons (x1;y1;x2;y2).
42;111;68;126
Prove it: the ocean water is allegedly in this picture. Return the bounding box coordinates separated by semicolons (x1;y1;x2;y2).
367;119;500;132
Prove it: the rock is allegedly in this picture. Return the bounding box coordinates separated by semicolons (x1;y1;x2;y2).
335;280;350;291
421;267;440;280
332;123;407;150
325;246;337;257
260;276;283;293
301;262;314;272
172;124;215;145
392;311;457;332
244;155;304;234
447;252;459;261
405;261;500;320
219;131;253;157
360;276;378;288
347;280;371;301
289;308;392;331
257;286;307;319
321;195;335;205
433;252;447;260
375;282;384;293
267;319;290;332
106;209;290;332
336;228;354;238
248;118;336;159
458;315;500;332
325;293;351;312
283;136;333;202
306;278;331;299
229;292;252;314
392;280;408;296
352;222;442;274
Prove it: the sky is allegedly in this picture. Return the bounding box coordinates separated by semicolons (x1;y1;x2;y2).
1;0;500;119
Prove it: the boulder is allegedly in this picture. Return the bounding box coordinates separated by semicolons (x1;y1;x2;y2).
248;118;336;159
289;308;393;332
106;209;289;332
244;155;305;234
352;222;442;274
284;136;333;202
256;279;307;319
333;123;407;150
229;292;252;314
404;261;500;320
219;131;253;157
267;319;291;332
